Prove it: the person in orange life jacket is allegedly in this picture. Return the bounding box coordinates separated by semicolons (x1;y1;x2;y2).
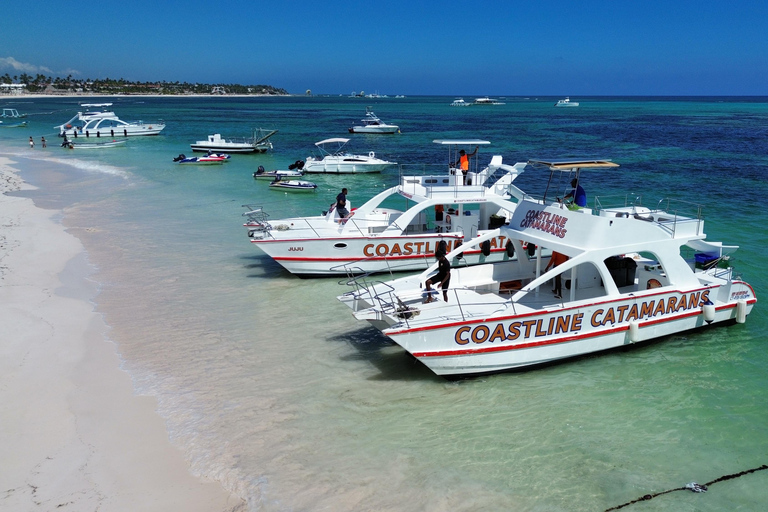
545;251;569;299
453;146;478;185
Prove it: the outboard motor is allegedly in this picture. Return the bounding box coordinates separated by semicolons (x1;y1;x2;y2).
173;154;186;162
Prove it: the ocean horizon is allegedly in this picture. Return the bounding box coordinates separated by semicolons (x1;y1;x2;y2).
2;95;766;511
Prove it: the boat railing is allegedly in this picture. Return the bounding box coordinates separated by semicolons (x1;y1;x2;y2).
397;164;491;199
333;253;435;286
593;193;643;211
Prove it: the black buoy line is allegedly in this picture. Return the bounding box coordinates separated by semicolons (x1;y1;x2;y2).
605;464;768;511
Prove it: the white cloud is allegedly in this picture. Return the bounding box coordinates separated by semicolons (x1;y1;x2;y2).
0;56;79;77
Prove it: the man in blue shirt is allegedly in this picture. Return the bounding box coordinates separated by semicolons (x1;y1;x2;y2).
564;178;587;207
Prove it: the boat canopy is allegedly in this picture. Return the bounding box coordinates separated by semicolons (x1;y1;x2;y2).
528;159;620;170
432;139;491;146
316;138;350;146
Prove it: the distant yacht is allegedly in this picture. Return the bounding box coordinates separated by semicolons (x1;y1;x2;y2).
450;98;470;107
555;97;579;107
472;96;505;105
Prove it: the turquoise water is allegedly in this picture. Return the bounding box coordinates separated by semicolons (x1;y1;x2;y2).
2;96;767;511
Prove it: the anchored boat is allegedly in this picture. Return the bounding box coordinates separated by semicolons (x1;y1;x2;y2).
348;107;399;134
302;138;395;174
245;140;529;276
55;103;165;137
338;159;756;376
191;128;277;153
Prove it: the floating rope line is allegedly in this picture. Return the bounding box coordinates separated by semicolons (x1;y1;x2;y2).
605;464;768;511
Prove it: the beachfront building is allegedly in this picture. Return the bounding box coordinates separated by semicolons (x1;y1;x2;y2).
0;84;26;95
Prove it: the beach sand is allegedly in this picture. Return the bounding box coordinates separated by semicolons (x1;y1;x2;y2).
0;157;244;511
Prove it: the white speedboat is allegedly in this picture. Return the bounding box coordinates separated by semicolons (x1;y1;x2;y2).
450;98;470;107
302;138;395;174
473;97;505;105
268;179;318;192
245;139;532;276
555;97;579;107
190;128;277;153
338;159;756;376
349;107;399;134
55;103;165;137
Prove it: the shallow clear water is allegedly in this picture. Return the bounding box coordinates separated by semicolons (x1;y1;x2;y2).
3;95;767;511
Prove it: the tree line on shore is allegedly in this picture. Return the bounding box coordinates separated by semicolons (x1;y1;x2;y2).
1;73;287;95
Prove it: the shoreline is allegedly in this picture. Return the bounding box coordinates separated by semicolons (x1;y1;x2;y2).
0;156;244;511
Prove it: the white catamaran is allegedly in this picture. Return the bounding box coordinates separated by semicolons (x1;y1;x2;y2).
338;159;756;376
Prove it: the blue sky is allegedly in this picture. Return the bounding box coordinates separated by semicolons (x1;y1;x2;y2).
4;0;767;96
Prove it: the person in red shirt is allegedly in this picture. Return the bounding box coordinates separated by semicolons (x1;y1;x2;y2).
545;251;569;299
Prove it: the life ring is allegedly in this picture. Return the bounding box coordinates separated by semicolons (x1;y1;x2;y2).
369;151;375;158
65;124;72;129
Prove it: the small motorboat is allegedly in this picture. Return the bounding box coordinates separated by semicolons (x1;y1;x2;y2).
348;107;399;134
253;162;304;180
268;179;318;192
555;97;579;107
173;153;226;164
0;121;28;128
303;138;395;174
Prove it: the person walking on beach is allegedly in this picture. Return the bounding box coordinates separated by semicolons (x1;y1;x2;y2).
29;136;34;149
41;136;46;148
335;188;349;222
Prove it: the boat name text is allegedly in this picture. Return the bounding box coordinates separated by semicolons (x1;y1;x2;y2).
518;209;569;238
362;235;508;258
454;290;711;346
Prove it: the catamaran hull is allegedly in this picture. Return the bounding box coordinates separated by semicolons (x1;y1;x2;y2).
384;284;756;376
250;234;510;275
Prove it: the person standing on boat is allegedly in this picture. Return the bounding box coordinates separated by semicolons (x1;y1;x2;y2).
335;188;349;222
545;251;568;299
563;178;587;207
424;253;451;303
455;146;479;185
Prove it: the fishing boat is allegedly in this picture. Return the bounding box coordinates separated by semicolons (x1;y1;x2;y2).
62;139;127;149
172;154;226;165
302;138;395;174
55;103;165;137
246;140;533;276
348;107;399;134
268;179;318;192
190;128;277;153
555;97;579;107
337;159;756;376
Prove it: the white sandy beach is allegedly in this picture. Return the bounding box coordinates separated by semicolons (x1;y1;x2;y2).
0;156;244;511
